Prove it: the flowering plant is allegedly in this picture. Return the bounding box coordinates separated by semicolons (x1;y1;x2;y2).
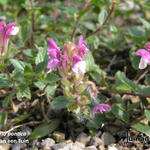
47;35;110;117
135;43;150;69
2;0;150;144
0;21;19;56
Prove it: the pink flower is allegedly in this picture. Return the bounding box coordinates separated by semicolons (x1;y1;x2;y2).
61;55;69;68
72;56;86;75
77;35;88;59
47;38;60;51
66;0;70;6
72;60;86;75
47;58;60;70
92;104;111;118
0;21;19;55
72;56;82;68
47;38;61;69
135;43;150;69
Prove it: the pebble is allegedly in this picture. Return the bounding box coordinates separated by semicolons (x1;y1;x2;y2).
12;143;21;150
52;142;83;150
101;132;116;146
84;146;97;150
89;136;103;147
74;141;85;149
41;138;55;149
76;132;91;145
52;131;65;142
98;145;105;150
0;144;10;150
52;142;67;150
108;144;123;150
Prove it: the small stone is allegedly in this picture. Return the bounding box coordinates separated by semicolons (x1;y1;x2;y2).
52;131;65;142
89;136;103;146
108;144;122;150
52;142;67;150
69;143;82;150
12;143;21;150
74;141;85;149
76;133;91;145
41;138;55;148
98;145;105;150
22;127;32;137
84;146;97;150
20;144;27;149
101;132;116;146
65;140;72;144
0;144;10;150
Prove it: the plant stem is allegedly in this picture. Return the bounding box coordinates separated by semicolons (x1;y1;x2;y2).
99;88;150;98
71;0;90;41
29;0;35;44
29;0;35;32
85;2;115;39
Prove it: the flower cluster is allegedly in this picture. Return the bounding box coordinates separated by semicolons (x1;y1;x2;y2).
92;104;111;118
47;35;88;77
136;43;150;69
0;21;19;56
47;35;110;117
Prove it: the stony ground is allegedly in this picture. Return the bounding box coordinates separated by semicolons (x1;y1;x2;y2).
0;126;150;150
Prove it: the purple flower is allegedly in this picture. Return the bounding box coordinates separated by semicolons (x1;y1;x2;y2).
61;55;69;68
135;43;150;69
0;21;19;55
72;56;82;68
146;43;150;52
92;104;111;118
47;38;60;51
47;58;60;70
47;38;61;69
77;35;88;59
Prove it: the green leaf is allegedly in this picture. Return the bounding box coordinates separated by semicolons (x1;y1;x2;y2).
145;109;150;122
143;2;150;7
0;0;9;5
139;17;150;30
35;45;47;65
132;123;150;136
10;59;31;73
34;81;46;90
111;103;129;123
146;74;150;85
12;114;31;124
2;94;13;108
45;73;60;84
81;21;96;31
45;84;57;98
24;66;35;84
98;10;108;25
0;112;8;128
85;52;101;73
52;96;69;110
129;46;140;70
0;73;12;89
60;6;77;15
127;102;140;111
10;59;25;72
128;26;146;39
113;0;120;3
16;84;31;101
85;52;106;85
138;85;150;95
35;61;48;73
28;119;60;140
115;71;137;92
